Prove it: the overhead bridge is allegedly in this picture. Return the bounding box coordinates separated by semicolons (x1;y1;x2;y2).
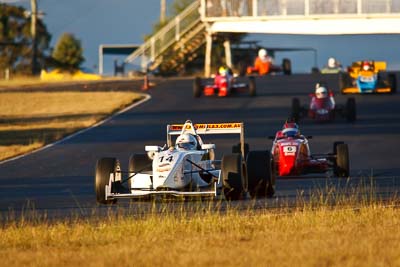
202;0;400;35
126;0;400;76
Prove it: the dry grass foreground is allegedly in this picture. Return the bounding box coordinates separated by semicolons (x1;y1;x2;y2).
0;91;144;161
0;204;399;267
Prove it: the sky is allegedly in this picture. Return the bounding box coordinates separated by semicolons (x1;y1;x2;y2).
2;0;400;74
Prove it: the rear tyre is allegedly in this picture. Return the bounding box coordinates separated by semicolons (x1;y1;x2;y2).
238;61;247;77
282;58;292;75
95;158;119;204
333;141;344;155
291;97;301;122
248;76;256;96
335;144;350;177
193;77;202;98
339;73;353;94
389;73;397;94
232;143;249;158
221;154;245;200
129;154;152;174
345;98;356;122
246;151;274;198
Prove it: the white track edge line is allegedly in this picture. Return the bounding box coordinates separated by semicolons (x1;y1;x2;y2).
0;93;152;165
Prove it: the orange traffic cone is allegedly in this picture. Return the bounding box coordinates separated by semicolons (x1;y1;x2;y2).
142;74;149;90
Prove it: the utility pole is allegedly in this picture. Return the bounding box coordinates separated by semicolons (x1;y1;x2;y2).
31;0;38;75
160;0;166;23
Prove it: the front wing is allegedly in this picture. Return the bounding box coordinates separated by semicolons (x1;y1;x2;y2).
105;181;219;200
341;86;391;94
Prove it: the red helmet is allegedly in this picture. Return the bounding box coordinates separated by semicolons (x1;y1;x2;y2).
283;119;299;130
282;119;300;137
362;61;371;71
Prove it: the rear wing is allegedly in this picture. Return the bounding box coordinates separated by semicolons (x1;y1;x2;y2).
350;61;387;73
166;121;246;158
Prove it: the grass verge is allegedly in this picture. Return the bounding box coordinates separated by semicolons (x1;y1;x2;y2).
0;91;144;161
0;202;399;267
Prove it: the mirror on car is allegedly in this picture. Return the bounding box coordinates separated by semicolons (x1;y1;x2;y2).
145;145;161;152
201;144;215;150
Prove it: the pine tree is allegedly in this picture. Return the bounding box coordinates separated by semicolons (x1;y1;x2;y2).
51;33;84;70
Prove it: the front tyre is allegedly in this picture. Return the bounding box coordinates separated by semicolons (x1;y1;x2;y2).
193;77;202;98
129;154;152;174
248;76;256;96
282;58;292;75
291;97;301;122
95;158;119;204
335;144;350;177
345;98;356;122
221;154;246;200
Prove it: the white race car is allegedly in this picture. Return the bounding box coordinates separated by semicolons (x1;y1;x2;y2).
95;120;270;204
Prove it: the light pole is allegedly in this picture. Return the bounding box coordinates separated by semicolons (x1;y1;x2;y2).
160;0;166;23
30;0;38;75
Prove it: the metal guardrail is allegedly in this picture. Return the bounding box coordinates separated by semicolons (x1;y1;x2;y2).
125;1;201;71
201;0;400;19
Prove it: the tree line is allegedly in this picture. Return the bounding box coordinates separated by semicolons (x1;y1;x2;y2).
0;3;84;77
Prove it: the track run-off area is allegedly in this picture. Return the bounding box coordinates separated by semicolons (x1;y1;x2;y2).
0;74;399;219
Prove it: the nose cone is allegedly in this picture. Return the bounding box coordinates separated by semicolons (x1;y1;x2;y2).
279;154;296;176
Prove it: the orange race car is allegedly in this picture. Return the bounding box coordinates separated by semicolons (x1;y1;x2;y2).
339;61;396;94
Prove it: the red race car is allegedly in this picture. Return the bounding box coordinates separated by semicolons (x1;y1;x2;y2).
243;120;350;199
270;121;350;179
291;83;356;123
193;67;256;97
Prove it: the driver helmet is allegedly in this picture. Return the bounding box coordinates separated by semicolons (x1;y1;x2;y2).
283;119;299;130
175;133;198;151
362;61;371;71
282;127;299;138
282;120;300;137
219;66;227;76
328;57;336;68
258;48;267;58
315;86;328;99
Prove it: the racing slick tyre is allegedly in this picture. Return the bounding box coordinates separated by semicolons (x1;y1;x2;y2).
282;58;292;75
193;77;202;98
129;154;152;174
221;154;246;200
246;151;274;198
291;98;301;122
333;141;344;155
95;158;119;204
248;76;256;97
339;73;353;94
389;73;397;94
232;143;249;159
335;144;350;177
238;61;247;77
345;98;356;122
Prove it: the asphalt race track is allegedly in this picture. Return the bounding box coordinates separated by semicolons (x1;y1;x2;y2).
1;74;399;219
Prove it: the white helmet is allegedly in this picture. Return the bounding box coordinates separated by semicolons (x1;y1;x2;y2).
175;133;198;151
258;49;267;58
315;86;328;99
328;57;336;68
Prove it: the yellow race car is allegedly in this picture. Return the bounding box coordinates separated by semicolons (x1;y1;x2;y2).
339;61;396;94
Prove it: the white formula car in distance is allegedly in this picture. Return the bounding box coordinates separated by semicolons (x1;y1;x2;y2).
95;120;264;204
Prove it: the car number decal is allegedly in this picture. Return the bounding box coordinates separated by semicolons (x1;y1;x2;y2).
283;146;297;155
159;155;173;163
360;76;374;82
